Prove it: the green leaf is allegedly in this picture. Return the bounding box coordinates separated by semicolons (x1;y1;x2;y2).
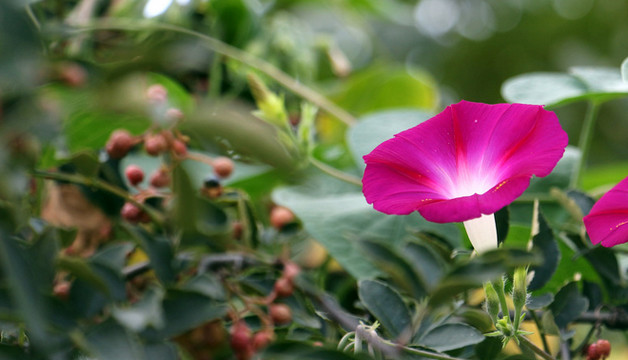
64;111;149;153
418;323;484;351
429;249;540;307
549;282;588;329
142;342;178;360
331;64;439;116
112;286;165;332
84;319;146;360
57;256;110;295
182;273;227;301
358;280;411;338
127;227;177;284
359;241;428;299
475;337;503;360
528;211;560;291
346;109;433;171
501;68;628;107
402;242;446;288
0;232;57;353
142;289;228;340
272;175;459;279
527;293;554;310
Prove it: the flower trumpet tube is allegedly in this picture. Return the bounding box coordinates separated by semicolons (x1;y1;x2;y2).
362;100;568;252
583;176;628;247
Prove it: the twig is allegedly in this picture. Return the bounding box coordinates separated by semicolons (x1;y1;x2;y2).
31;169;164;223
309;156;362;187
518;335;555;360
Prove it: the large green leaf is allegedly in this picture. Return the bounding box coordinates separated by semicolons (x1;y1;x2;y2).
272;177;459;279
346;109;433;171
331;64;439;115
501;67;628;107
112;286;165;332
358;279;411;338
417;323;484;352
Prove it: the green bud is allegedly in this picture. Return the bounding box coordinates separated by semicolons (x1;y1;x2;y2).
297;102;318;155
247;73;290;130
484;282;500;324
512;267;528;315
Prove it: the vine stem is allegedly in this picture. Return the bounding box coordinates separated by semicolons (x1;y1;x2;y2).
31;170;163;223
570;100;600;189
309;156;362;187
518;335;555;360
63;19;357;127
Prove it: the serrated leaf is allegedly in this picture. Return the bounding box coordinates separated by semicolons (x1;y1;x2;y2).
358;280;411;338
418;323;484;351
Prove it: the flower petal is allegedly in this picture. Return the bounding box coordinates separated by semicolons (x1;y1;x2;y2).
583;176;628;247
362;100;567;223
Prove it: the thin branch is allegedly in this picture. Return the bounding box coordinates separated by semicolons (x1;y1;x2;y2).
61;19;357;127
31;169;164;223
518;335;555;360
309;157;362;187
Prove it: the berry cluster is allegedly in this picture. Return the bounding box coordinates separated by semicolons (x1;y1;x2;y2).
585;339;611;360
229;261;301;360
103;84;235;224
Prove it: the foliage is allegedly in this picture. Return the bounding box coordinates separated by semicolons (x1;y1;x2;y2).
1;0;628;360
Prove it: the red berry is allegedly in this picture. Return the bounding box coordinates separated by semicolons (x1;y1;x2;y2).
230;321;252;352
270;206;294;229
213;156;234;178
149;169;170;188
121;202;142;223
172;139;188;156
59;62;87;87
146;84;168;103
269;303;292;325
106;130;134;159
144;134;167;156
273;277;294;298
282;261;300;281
595;339;610;358
53;281;71;300
251;330;274;351
125;164;144;186
587;343;601;360
166;108;184;121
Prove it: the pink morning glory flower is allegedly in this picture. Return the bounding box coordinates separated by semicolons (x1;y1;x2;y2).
583;176;628;247
362;100;568;252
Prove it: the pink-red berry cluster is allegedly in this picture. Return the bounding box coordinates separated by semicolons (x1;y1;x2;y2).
585;339;611;360
229;261;301;359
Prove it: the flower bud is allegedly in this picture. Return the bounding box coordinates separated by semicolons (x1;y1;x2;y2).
512;267;528;316
484;282;500;324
